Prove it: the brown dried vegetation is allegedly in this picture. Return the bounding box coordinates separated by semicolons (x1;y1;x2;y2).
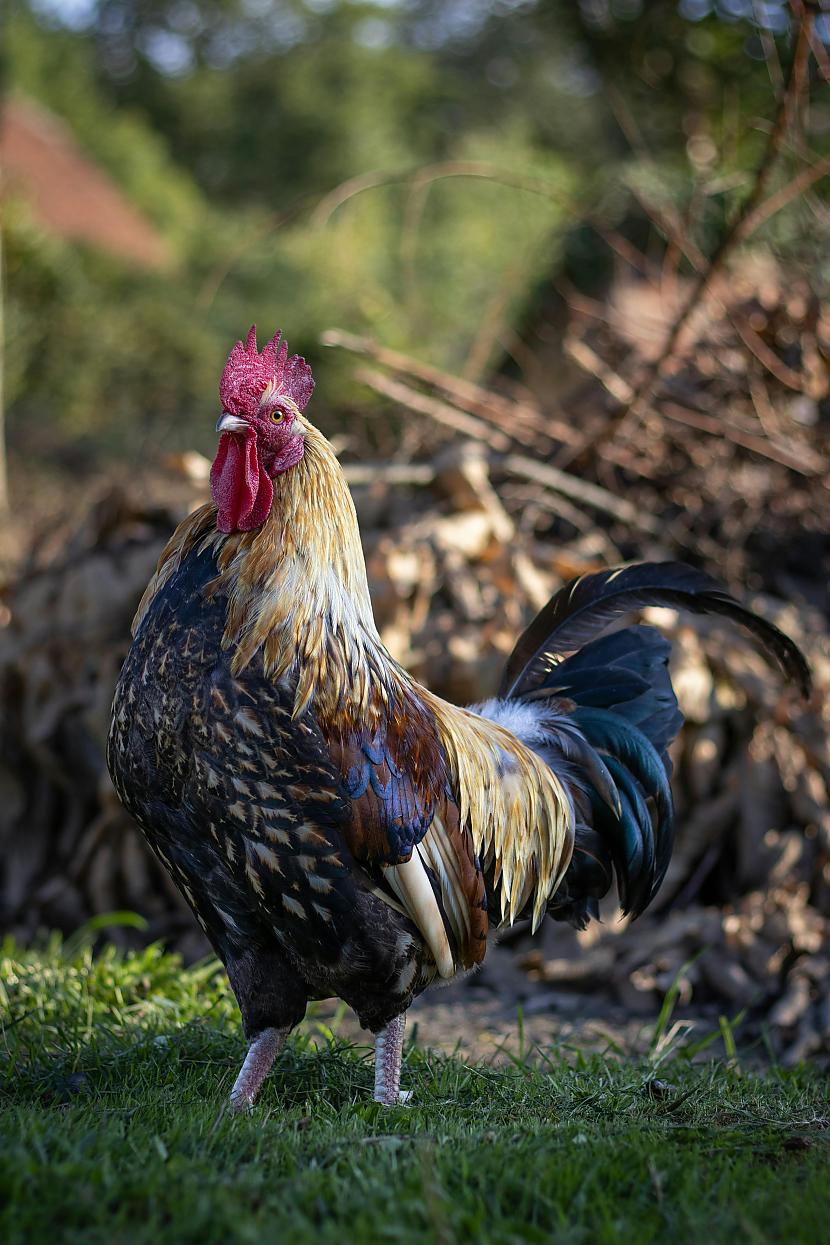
1;260;828;1060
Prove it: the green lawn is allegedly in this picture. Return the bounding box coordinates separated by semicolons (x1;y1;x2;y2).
1;936;828;1245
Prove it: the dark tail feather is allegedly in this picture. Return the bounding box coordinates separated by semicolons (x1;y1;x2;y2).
499;561;811;702
540;628;680;922
560;709;673;920
496;562;808;927
530;626;683;767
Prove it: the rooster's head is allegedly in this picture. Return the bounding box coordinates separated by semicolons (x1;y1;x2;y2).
211;326;315;533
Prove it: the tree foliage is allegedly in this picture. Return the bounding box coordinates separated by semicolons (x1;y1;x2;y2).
4;0;828;461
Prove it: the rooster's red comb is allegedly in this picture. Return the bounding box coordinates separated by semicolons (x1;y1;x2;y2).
219;326;315;418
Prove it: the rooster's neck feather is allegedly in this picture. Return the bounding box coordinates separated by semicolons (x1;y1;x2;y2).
207;422;414;735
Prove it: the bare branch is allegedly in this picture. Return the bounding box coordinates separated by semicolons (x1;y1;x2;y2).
592;7;817;453
625;183;708;274
736;151;830;240
322;329;581;445
354;367;512;451
342;463;436;487
563;336;634;405
503;454;662;536
312;160;580;230
660;403;826;477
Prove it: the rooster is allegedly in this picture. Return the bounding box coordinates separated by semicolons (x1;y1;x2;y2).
107;328;810;1108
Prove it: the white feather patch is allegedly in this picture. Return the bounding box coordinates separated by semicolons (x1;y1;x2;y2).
384;850;454;979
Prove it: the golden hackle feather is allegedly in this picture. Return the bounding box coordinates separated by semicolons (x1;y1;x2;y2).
135;420;575;973
422;692;573;931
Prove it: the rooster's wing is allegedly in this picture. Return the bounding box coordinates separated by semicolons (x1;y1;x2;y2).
330;730;489;977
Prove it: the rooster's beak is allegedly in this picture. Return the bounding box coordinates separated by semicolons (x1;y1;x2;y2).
216;412;248;434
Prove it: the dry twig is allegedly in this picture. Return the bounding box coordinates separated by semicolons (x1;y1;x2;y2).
591;6;819;452
354;367;512;451
324;328;580;445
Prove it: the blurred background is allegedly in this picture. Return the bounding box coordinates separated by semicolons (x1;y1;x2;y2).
1;0;829;1060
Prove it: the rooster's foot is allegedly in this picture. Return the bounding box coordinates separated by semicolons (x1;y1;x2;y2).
229;1026;287;1112
373;1012;407;1107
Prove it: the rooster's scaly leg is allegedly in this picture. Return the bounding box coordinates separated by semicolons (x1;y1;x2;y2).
373;1012;408;1106
230;1026;287;1112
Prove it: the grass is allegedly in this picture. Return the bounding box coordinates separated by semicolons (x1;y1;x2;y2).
1;936;828;1245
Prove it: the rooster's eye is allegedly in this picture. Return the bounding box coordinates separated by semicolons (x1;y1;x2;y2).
270;409;285;424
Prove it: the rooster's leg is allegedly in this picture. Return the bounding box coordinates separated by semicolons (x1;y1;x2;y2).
373;1012;409;1106
229;1026;287;1112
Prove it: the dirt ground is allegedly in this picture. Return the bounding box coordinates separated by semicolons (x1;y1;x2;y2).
305;941;724;1064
